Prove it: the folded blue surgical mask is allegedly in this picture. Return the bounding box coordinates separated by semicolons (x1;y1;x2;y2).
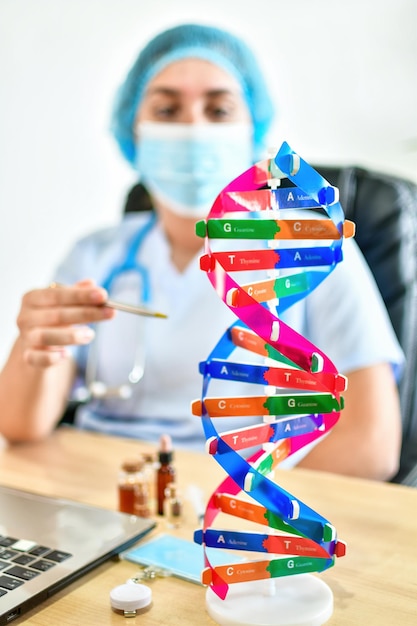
135;122;253;218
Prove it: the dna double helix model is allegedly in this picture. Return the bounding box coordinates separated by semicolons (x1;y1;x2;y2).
192;142;349;604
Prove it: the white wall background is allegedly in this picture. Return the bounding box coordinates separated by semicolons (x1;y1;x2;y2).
0;0;416;365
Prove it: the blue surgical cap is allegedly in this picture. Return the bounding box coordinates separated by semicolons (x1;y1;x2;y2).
111;23;275;165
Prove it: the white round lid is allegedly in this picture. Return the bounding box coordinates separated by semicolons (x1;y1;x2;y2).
110;582;152;611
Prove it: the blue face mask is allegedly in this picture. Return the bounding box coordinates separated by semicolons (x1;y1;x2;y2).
135;122;253;218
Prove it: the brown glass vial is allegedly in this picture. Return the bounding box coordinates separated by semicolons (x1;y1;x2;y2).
156;434;175;516
118;458;150;517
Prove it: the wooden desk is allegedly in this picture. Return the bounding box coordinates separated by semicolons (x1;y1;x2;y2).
0;427;416;625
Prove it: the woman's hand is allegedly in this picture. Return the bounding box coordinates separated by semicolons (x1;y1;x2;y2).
16;279;115;367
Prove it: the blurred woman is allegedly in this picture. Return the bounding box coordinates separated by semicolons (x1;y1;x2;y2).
0;24;403;480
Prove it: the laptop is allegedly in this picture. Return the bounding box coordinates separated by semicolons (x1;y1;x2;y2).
0;485;155;625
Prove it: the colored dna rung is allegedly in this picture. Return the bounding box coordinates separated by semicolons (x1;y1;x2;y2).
192;142;348;600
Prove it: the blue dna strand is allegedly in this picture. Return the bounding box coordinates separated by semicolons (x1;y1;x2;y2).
192;142;349;599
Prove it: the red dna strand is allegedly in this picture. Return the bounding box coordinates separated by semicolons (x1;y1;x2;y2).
192;142;350;604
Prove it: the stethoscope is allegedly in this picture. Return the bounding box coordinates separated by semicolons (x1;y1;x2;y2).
81;212;158;401
101;212;157;298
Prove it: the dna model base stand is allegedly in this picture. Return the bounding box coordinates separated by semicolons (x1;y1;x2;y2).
206;574;333;626
194;142;350;626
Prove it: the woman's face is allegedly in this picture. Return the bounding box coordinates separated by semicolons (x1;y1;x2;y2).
134;58;254;237
136;58;251;125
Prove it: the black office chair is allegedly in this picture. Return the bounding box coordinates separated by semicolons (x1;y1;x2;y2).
315;165;417;486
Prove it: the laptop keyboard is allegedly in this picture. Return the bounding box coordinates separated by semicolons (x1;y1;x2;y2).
0;536;72;596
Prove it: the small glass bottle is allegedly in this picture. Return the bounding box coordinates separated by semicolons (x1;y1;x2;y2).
163;483;183;528
133;458;151;519
142;452;157;511
118;459;150;517
156;434;175;516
